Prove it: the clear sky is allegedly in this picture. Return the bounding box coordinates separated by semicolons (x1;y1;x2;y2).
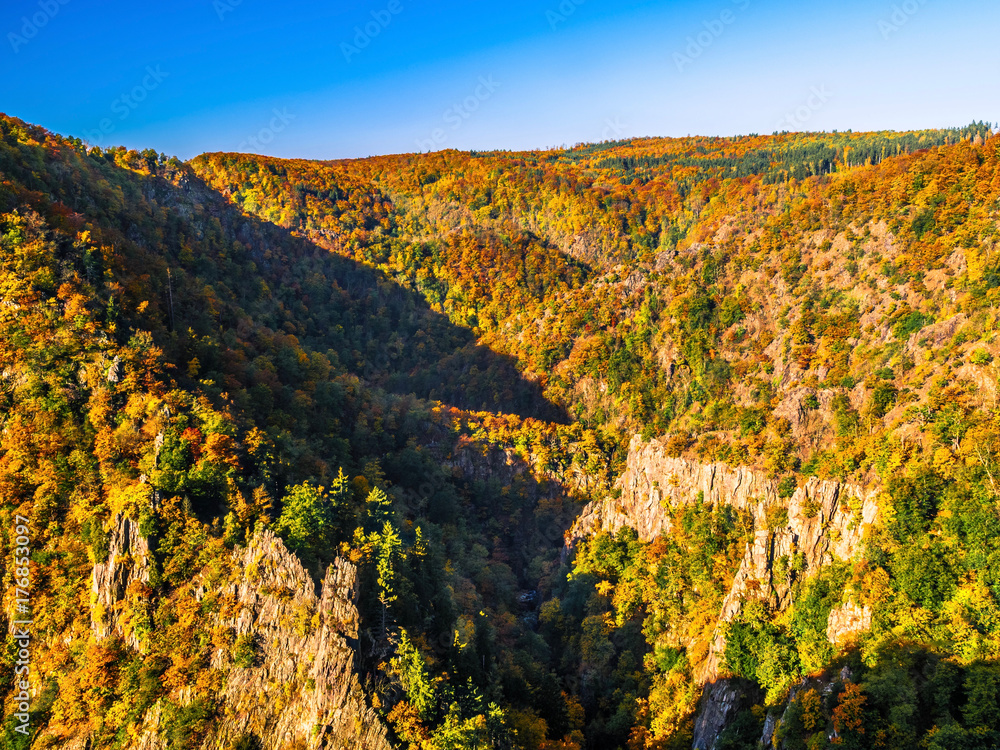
1;0;997;160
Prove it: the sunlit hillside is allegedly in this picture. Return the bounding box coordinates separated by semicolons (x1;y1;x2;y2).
3;113;1000;749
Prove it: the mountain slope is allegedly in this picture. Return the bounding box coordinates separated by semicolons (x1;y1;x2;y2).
3;113;1000;750
0;115;596;749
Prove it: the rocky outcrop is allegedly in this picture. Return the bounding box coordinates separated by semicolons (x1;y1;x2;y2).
91;513;151;648
205;529;391;750
447;437;599;499
710;471;876;646
692;679;762;750
566;435;880;748
568;440;877;642
825;602;872;645
88;522;388;749
758;665;856;749
568;435;877;554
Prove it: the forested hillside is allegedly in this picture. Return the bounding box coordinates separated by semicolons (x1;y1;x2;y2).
3;112;1000;749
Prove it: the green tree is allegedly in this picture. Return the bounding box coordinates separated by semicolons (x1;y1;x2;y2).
274;482;336;556
364;485;394;533
391;630;437;721
329;467;355;538
375;521;403;640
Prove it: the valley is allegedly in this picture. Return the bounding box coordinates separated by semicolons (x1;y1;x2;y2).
1;114;1000;749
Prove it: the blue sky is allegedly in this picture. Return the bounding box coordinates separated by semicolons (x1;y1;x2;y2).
1;0;997;160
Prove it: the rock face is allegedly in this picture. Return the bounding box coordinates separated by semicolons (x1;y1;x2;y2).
91;514;151;648
825;601;872;645
206;529;391;750
447;437;598;499
566;435;880;749
568;440;877;651
691;679;762;750
89;521;389;749
569;435;877;555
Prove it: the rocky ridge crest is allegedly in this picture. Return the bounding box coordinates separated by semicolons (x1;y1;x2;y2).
84;520;389;749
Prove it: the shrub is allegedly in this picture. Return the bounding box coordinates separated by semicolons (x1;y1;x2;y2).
868;383;898;419
739;408;767;437
162;698;216;749
274;481;342;556
892;310;931;341
912;206;937;239
724;601;801;703
232;633;258;669
230;734;262;750
778;476;798;499
971;349;993;366
664;432;692;457
765;505;789;531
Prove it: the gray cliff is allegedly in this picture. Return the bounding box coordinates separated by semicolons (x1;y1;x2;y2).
567;435;879;749
80;521;389;750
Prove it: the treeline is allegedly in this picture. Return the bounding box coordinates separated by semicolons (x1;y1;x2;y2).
593;122;996;184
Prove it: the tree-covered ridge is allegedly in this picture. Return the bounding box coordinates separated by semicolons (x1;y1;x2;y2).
192;122;1000;479
185;125;1000;748
4;111;1000;750
579;123;995;182
0;113;615;749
